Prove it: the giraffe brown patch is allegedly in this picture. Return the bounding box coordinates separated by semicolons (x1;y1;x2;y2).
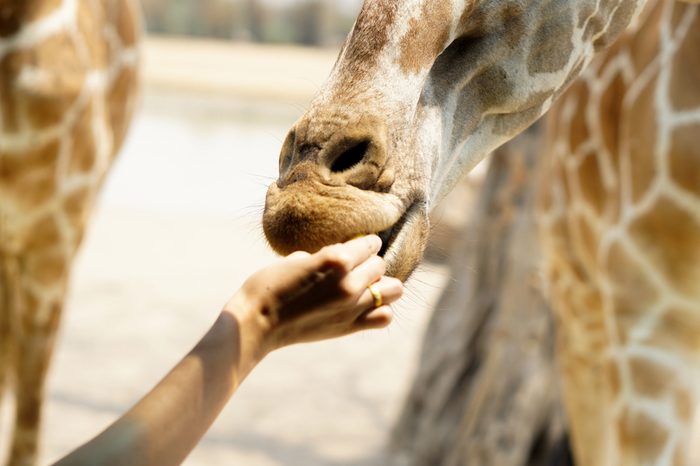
0;0;62;38
629;2;662;73
0;3;27;38
527;2;574;75
628;356;675;398
45;300;63;333
577;2;596;29
668;125;700;199
604;358;622;398
69;106;96;175
446;63;512;143
18;33;86;131
472;65;513;112
0;52;23;133
114;0;140;47
625;75;658;203
107;67;139;150
674;387;694;423
540;147;571;218
63;188;90;230
19;291;41;335
24;216;61;251
458;1;524;39
576;213;599;261
0;141;59;181
629;197;700;300
605;242;659;343
566;82;590;151
599;71;624;162
341;1;397;76
27;251;66;287
644;307;700;356
399;0;452;74
576;151;608;215
669;12;700;111
0;142;59;208
616;406;669;461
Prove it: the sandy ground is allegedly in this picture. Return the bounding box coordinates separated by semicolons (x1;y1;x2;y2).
34;38;455;465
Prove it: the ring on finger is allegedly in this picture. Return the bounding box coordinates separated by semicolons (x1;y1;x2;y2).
367;283;383;308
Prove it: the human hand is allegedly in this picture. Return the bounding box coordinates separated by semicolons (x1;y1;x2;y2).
227;235;404;352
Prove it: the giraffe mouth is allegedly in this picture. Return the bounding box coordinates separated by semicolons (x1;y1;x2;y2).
375;199;426;261
262;179;428;279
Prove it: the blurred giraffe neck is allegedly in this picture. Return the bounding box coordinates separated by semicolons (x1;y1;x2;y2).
0;1;140;464
538;1;700;464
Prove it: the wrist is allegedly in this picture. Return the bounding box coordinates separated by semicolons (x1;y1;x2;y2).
222;290;275;361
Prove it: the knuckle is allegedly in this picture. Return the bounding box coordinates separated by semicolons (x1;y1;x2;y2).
372;256;387;273
340;279;363;298
321;247;352;271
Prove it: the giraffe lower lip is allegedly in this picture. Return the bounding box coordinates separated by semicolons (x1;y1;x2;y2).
377;200;419;257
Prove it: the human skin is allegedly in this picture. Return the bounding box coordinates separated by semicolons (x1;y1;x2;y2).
53;235;402;466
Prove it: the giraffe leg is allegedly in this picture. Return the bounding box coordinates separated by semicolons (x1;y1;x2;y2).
3;248;68;466
7;329;59;466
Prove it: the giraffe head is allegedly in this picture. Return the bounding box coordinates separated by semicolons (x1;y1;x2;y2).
263;0;644;279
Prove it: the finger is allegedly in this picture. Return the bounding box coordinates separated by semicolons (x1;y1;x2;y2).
287;251;311;260
343;255;386;294
314;235;382;274
356;276;404;310
355;305;393;329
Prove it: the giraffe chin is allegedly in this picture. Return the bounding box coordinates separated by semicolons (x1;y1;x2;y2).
262;181;429;281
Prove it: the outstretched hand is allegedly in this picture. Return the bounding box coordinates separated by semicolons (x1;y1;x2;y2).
227;235;404;352
52;236;404;466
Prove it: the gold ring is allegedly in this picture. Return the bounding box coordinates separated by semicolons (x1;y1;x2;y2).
367;283;383;308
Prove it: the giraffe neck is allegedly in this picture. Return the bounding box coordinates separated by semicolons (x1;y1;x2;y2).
421;0;649;205
604;4;700;463
0;1;140;464
538;1;700;464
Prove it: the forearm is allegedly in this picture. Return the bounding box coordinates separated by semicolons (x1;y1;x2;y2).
54;303;267;466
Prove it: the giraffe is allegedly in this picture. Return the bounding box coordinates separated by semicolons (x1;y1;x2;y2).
538;1;700;464
261;0;700;465
0;1;140;465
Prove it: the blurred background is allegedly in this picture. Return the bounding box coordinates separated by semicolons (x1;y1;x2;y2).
39;2;479;465
142;0;361;45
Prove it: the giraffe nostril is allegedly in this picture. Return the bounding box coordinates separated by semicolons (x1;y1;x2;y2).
330;140;370;173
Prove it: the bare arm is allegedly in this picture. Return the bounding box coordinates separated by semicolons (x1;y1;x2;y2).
53;235;402;466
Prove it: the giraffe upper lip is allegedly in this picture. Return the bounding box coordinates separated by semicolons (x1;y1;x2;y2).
262;180;406;256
